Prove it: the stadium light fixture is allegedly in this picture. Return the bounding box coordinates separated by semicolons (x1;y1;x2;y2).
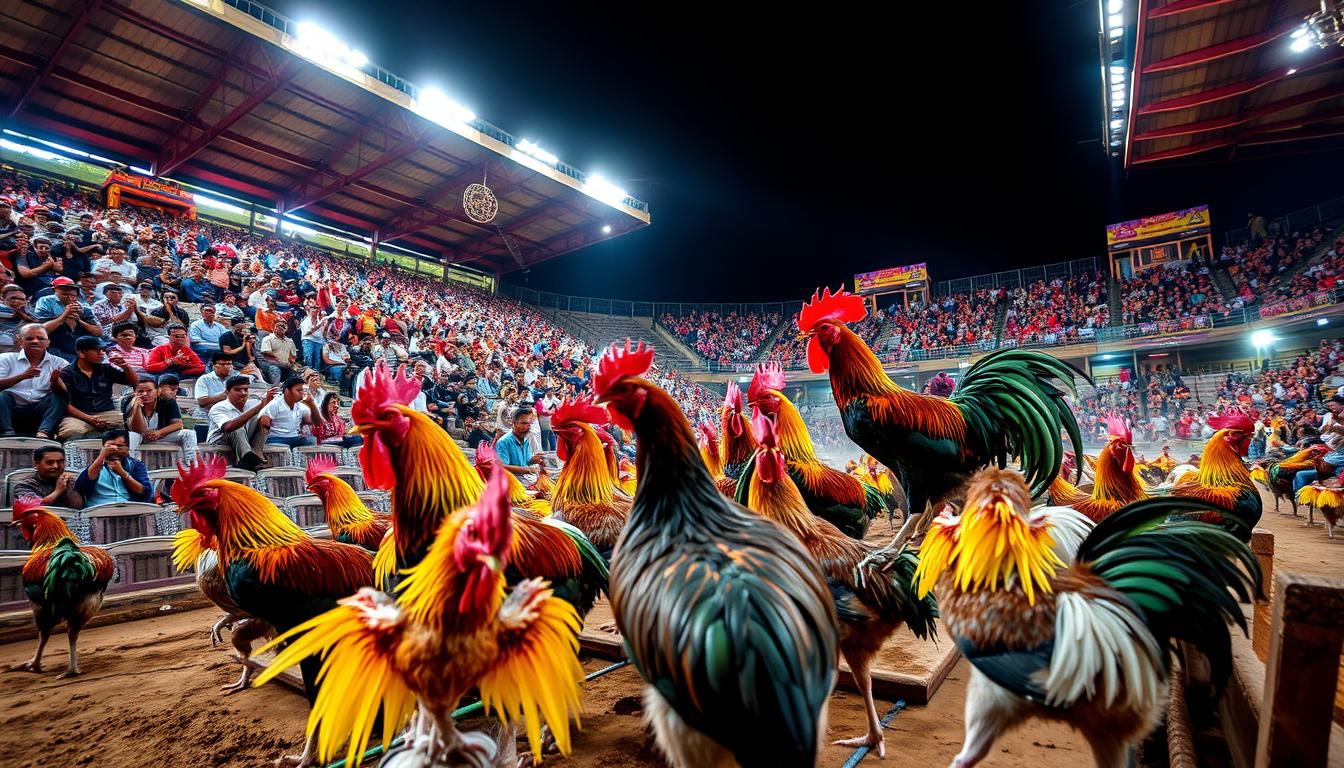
1292;35;1315;53
1100;354;1114;360
1318;317;1330;326
1109;25;1124;39
517;139;559;166
1108;0;1123;12
411;87;476;131
1108;13;1124;28
1287;68;1298;75
584;175;629;208
602;224;612;234
129;166;154;176
1250;329;1276;348
290;22;370;79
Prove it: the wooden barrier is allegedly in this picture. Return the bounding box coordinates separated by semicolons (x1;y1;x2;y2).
1254;571;1344;768
1251;529;1275;664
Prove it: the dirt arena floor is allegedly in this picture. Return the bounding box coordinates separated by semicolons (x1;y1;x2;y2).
0;486;1332;767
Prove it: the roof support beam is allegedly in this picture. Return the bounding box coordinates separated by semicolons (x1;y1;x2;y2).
1132;85;1344;141
1141;26;1295;73
379;160;520;242
1131;107;1344;164
15;111;152;160
158;37;255;154
1148;0;1238;18
8;0;103;120
154;58;295;178
282;109;432;213
1138;52;1344;115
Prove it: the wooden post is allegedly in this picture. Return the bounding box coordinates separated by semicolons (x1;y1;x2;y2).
1250;529;1275;663
1254;572;1344;768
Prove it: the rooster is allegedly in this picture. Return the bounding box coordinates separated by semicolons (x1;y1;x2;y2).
531;469;555;501
172;457;375;767
915;468;1260;768
739;361;887;538
304;455;389;551
617;457;638;496
172;527;275;694
254;465;585;768
743;412;936;756
1299;483;1343;536
1048;415;1146;523
549;396;632;557
352;362;606;620
715;381;757;498
474;439;552;517
697;422;723;478
9;496;114;679
594;340;839;768
1166;411;1262;540
1252;444;1328;516
797;287;1085;541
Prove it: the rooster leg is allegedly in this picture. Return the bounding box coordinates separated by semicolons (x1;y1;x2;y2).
831;652;884;757
273;733;315;768
211;614;238;646
949;668;1028;768
9;625;49;673
56;617;89;679
514;722;557;768
429;712;499;768
1083;733;1132;768
222;619;273;694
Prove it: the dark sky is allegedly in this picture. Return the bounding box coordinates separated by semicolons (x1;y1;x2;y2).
270;0;1344;302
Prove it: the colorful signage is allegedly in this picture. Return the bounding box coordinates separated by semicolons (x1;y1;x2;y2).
1106;205;1210;248
854;263;928;295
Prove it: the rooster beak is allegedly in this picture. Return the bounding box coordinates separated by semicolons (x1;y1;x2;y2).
348;423;368;436
795;331;810;341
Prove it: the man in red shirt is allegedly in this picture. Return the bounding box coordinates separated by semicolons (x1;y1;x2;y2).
145;322;205;378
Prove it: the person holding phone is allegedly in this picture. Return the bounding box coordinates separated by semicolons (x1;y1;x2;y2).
74;429;151;506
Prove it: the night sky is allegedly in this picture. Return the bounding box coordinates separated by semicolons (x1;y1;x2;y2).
270;0;1344;302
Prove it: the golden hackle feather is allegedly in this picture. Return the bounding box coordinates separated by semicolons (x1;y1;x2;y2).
1298;485;1320;506
372;529;396;587
19;509;78;551
1277;446;1321;472
478;580;585;758
533;471;555;499
254;590;418;767
317;472;377;533
510;514;584;580
505;471;552;516
171;528;211;573
553;423;619;508
391;406;486;560
914;512;959;599
1318;487;1344;509
825;325;967;439
1194;430;1254;490
771;395;865;506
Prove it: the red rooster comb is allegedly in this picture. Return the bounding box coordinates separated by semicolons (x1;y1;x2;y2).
12;495;45;516
748;361;787;402
696;422;718;447
553;395;609;428
304;454;339;485
752;411;780;452
352;361;422;424
796;286;867;333
1105;413;1132;444
1208;409;1254;433
475;438;497;466
724;381;743;412
173;455;227;507
594;339;654;398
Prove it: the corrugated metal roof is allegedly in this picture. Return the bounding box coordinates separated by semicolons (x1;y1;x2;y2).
1;0;649;273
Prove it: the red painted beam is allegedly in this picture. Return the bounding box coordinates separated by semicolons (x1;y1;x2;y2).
177;167;282;201
158;38;254;158
1141;26;1294;74
8;0;104;120
156;61;296;177
1122;0;1149;168
15;112;152;160
284;126;431;213
1130;108;1344;164
1132;84;1344;141
1148;0;1239;18
1138;52;1344;115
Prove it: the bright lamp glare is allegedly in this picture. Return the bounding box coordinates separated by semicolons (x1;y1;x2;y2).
1292;26;1310;39
517;139;559;166
584;175;629;207
1108;13;1124;28
411;87;476;130
1109;25;1124;38
1291;36;1314;53
1318;317;1330;327
292;22;368;77
1110;118;1123;129
1250;329;1276;347
602;224;612;234
1108;0;1123;12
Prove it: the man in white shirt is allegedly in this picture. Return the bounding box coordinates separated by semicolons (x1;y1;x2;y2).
194;353;239;418
260;375;323;448
0;324;69;438
93;248;138;283
207;376;278;470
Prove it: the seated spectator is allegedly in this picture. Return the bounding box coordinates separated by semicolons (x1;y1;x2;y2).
123;374;196;458
260;375;323;448
54;335;138;441
188;303;227;362
463;417;493;449
218;315;264;379
74;429;151;506
0;324;67;438
180;265;215;304
35;276;101;363
91;283;135;338
92;245;137;283
146;323;205;378
312;391;361;448
146;288;191;344
214;292;244;325
109;322;151;375
0;284;36;352
13;445;84;509
321;338;351;394
259;317;299;384
373;332;407;369
17;234;60;296
194;353;239;419
493;406;545;479
207;376;278;470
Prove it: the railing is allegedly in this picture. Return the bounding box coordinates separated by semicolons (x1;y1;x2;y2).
214;0;649;214
934;257;1101;296
1222;193;1344;245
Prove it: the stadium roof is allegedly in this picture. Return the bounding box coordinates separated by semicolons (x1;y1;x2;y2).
0;0;650;274
1117;0;1344;168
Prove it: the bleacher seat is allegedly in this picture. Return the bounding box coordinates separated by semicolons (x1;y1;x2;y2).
0;551;28;609
105;537;192;593
3;468;36;506
84;502;161;545
256;466;306;498
65;438;104;470
137;443;189;471
0;506;81;550
357;490;390;514
261;443;293;468
294;444;342;467
0;437;58;473
285;493;326;528
328;465;365;492
197;443;234;463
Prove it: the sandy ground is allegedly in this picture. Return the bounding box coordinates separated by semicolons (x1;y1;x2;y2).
0;486;1329;767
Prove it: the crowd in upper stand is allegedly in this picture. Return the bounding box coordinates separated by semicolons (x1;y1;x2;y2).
1001;272;1110;346
1117;263;1228;325
1218;227;1332;305
656;309;782;365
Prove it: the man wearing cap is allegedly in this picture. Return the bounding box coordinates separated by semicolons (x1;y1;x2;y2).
375;332;407;369
208;376;278;470
0;324;67;438
35;277;101;363
146;322;205;378
17;233;61;296
188;303;227;362
124;374;196;458
93;243;137;284
91;283;136;339
54;335;138;441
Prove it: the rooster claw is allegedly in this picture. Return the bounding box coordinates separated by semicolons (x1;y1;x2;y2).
833;734;885;758
56;667;81;680
597;621;620;634
9;660;41;673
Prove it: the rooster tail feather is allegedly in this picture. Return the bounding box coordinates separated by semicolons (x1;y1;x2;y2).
954;350;1087;496
253;589;416;767
883;549;939;641
42;539;95;604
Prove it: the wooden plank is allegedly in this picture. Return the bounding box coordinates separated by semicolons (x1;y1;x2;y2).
1255;571;1344;768
0;583;209;644
579;597;960;705
1251;528;1274;664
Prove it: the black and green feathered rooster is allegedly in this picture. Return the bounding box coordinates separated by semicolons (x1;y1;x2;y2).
796;287;1087;527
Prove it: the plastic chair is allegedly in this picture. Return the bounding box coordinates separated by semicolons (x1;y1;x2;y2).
65;438;104;470
137;443;188;472
285;493;327;528
83;502;162;545
0;437;59;473
3;468;36;506
261;443;293;468
105;536;191;591
256;466;306;499
294;444;342;468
